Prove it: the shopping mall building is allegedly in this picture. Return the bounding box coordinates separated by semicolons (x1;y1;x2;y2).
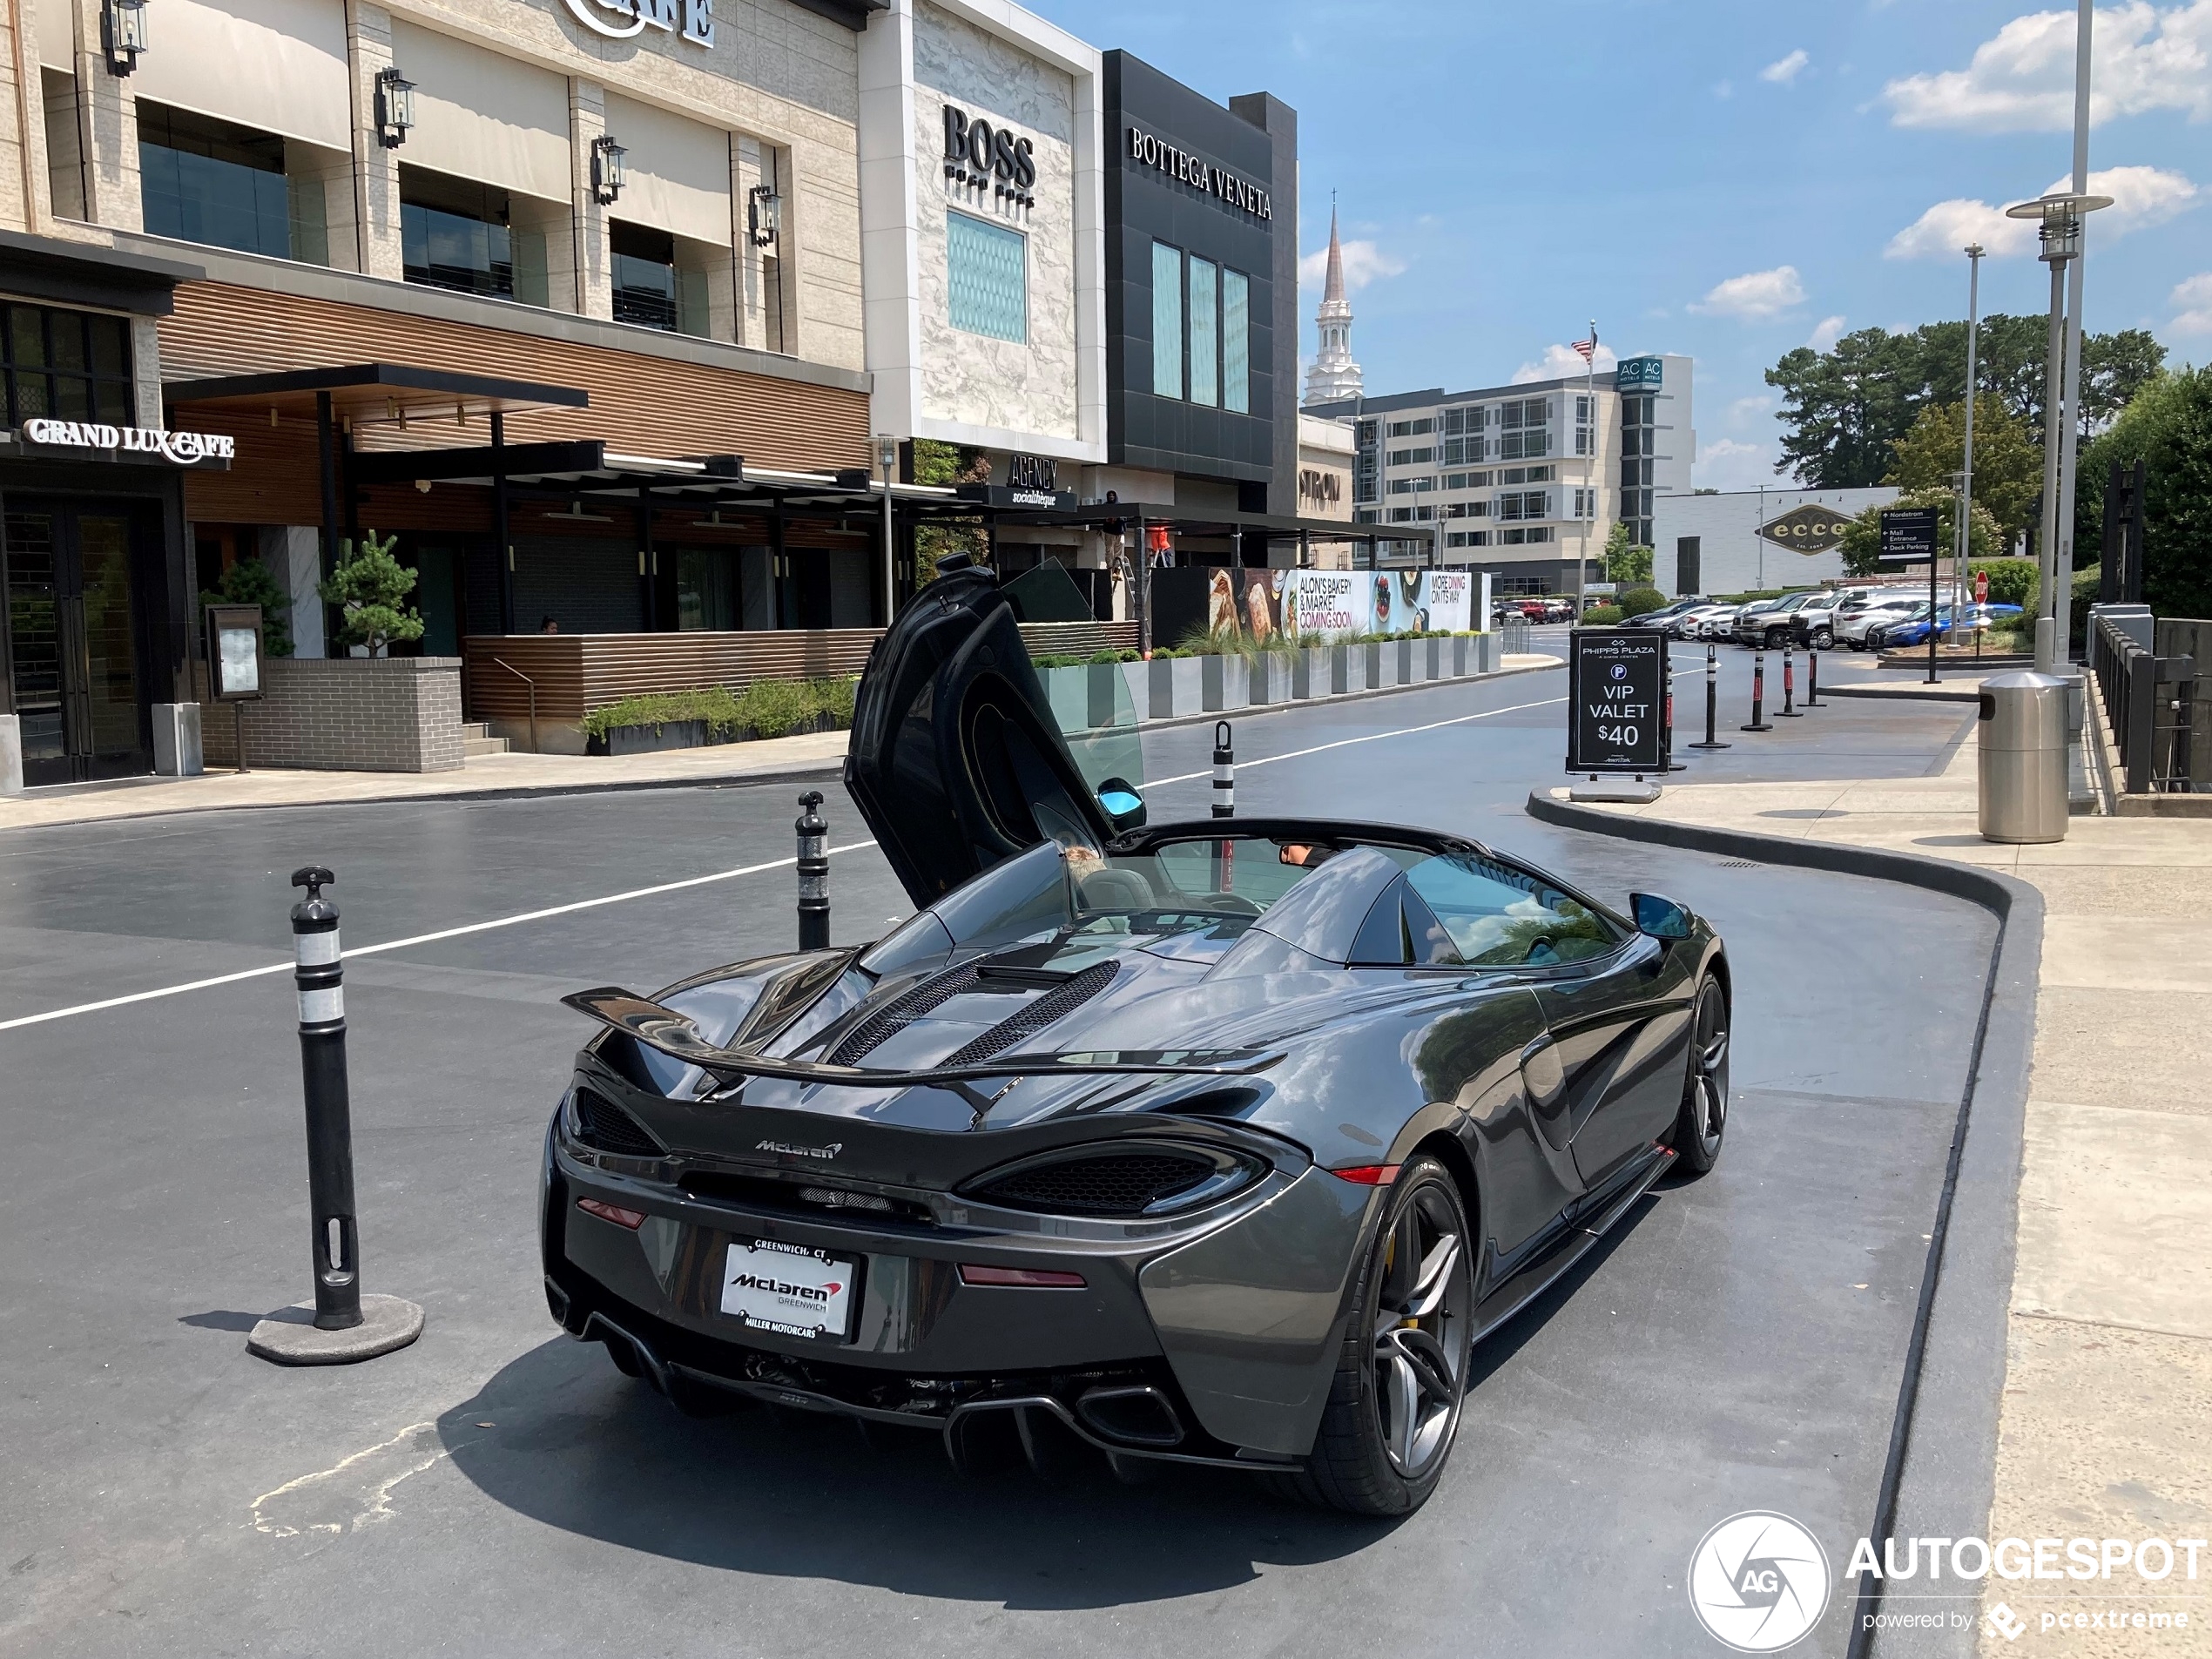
0;0;1322;781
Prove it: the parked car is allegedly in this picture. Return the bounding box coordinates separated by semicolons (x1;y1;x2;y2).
1867;603;1956;650
1691;605;1742;640
1667;604;1733;639
1730;593;1819;649
1836;595;1924;649
1625;596;1710;631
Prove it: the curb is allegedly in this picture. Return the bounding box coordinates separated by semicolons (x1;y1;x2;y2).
1525;789;2040;1659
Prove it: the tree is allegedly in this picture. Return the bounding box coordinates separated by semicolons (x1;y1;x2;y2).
320;530;424;655
198;555;294;658
1837;487;2002;577
1767;318;2165;487
909;439;991;586
2073;368;2212;616
1884;395;2041;552
1602;522;1651;584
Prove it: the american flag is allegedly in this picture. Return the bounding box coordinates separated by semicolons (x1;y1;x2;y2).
1571;327;1599;363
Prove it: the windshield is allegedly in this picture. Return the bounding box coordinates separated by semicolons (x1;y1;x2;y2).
1068;835;1331;939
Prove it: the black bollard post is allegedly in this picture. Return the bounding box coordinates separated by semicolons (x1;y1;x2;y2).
1664;673;1686;771
246;870;422;1364
290;867;361;1332
1805;643;1824;707
1690;643;1730;750
1778;646;1803;717
1742;651;1774;732
796;790;830;950
1211;721;1235;819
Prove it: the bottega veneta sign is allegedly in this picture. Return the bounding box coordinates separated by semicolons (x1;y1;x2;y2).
943;105;1036;210
1124;125;1271;220
18;418;236;464
562;0;713;47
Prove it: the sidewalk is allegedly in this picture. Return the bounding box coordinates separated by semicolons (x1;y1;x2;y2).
1551;732;2212;1654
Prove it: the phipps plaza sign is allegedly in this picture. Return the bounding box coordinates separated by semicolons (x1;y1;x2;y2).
1568;628;1667;773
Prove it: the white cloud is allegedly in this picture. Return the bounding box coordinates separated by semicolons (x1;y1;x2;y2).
1512;341;1620;384
1807;314;1848;352
1696;438;1776;492
2173;273;2212;332
1885;165;2199;258
1727;394;1777;426
1298;239;1406;293
1691;266;1807;318
1761;49;1811;84
1883;0;2212;131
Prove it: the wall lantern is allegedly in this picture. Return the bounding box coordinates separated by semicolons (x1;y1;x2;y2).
374;66;415;149
100;0;147;76
747;184;782;249
591;134;627;206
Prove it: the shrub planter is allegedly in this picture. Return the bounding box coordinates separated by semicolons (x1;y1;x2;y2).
1482;632;1503;673
1359;642;1386;690
1420;637;1443;680
1040;665;1090;732
1447;635;1470;678
1291;646;1328;699
1330;643;1357;694
1202;653;1249;711
1245;654;1286;705
586;711;840;755
1393;639;1418;685
1117;660;1149;724
1150;656;1204;718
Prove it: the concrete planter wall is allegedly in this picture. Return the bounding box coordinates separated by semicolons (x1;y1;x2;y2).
1150;657;1203;718
1040;665;1090;732
1291;647;1329;699
1393;639;1418;685
1247;654;1289;705
1118;661;1149;723
1202;654;1249;711
194;656;464;773
1421;637;1445;680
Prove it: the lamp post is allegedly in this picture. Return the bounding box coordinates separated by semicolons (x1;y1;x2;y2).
2006;190;2110;671
1959;243;1983;604
2054;0;2094;664
876;434;899;622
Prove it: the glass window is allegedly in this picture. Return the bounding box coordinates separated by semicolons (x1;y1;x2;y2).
1222;268;1250;414
138;102;290;260
2;304;132;427
1150;240;1182;398
1404;853;1618;967
1188;257;1217;408
611;220;678;331
401;167;513;298
948;211;1028;343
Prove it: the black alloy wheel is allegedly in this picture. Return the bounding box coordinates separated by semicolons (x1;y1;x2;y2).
1272;1157;1474;1516
1670;976;1730;1175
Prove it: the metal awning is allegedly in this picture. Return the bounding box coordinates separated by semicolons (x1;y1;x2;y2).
348;440;958;507
163;362;589;431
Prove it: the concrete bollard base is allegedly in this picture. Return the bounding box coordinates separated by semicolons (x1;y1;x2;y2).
247;1293;425;1366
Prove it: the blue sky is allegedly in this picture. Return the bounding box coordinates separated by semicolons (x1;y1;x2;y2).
1023;0;2212;489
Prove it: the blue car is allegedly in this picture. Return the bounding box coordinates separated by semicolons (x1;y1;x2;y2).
1872;603;2021;649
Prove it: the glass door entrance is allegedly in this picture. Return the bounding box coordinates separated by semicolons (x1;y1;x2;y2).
4;502;153;786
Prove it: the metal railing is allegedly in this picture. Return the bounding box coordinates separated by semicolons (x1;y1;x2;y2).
2094;614;2195;793
1500;617;1531;655
489;657;538;756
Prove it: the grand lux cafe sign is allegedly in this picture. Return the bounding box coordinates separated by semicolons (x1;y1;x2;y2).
20;419;236;464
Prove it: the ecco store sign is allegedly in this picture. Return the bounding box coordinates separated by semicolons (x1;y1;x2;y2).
1125;125;1271;221
19;419;235;465
562;0;713;48
942;105;1037;210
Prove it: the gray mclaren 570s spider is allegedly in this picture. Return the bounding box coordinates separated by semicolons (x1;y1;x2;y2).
543;564;1730;1516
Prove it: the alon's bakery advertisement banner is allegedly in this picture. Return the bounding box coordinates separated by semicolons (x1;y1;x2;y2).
1158;567;1482;646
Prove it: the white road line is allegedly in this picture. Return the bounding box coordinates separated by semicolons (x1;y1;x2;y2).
1146;694;1568;787
0;840;880;1033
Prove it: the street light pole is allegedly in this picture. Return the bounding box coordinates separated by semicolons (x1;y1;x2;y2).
876;433;899;622
1960;244;1983;597
1579;319;1596;617
2054;0;2094;663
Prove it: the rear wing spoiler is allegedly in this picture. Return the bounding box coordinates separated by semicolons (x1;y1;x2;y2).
561;987;1284;1087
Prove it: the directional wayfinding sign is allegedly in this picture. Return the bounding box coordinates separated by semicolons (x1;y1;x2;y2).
1568;627;1667;773
1878;506;1940;563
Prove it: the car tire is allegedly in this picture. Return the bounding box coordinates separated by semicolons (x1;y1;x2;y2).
1668;976;1730;1177
1271;1156;1474;1517
1811;628;1834;650
1764;628;1786;650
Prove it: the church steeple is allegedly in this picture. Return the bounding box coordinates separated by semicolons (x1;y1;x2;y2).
1305;197;1363;405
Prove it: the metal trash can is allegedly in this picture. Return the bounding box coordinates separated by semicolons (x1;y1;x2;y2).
1979;670;2069;843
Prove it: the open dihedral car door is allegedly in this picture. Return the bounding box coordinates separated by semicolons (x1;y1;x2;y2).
845;567;1117;909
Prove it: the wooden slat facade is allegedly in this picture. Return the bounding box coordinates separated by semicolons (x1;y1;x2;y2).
462;620;1141;722
164;281;873;526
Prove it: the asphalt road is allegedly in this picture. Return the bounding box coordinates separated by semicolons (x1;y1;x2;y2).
0;663;1997;1658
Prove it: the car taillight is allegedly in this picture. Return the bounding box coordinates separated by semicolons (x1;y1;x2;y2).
1326;1163;1401;1185
576;1197;645;1230
958;1264;1087;1288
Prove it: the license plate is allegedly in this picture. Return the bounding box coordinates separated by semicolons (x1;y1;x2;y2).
719;1238;857;1340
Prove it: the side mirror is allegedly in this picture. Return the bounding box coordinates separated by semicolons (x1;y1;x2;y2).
1096;777;1147;833
1629;892;1694;941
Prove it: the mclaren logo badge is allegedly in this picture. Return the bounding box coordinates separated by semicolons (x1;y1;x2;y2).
756;1139;844;1161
